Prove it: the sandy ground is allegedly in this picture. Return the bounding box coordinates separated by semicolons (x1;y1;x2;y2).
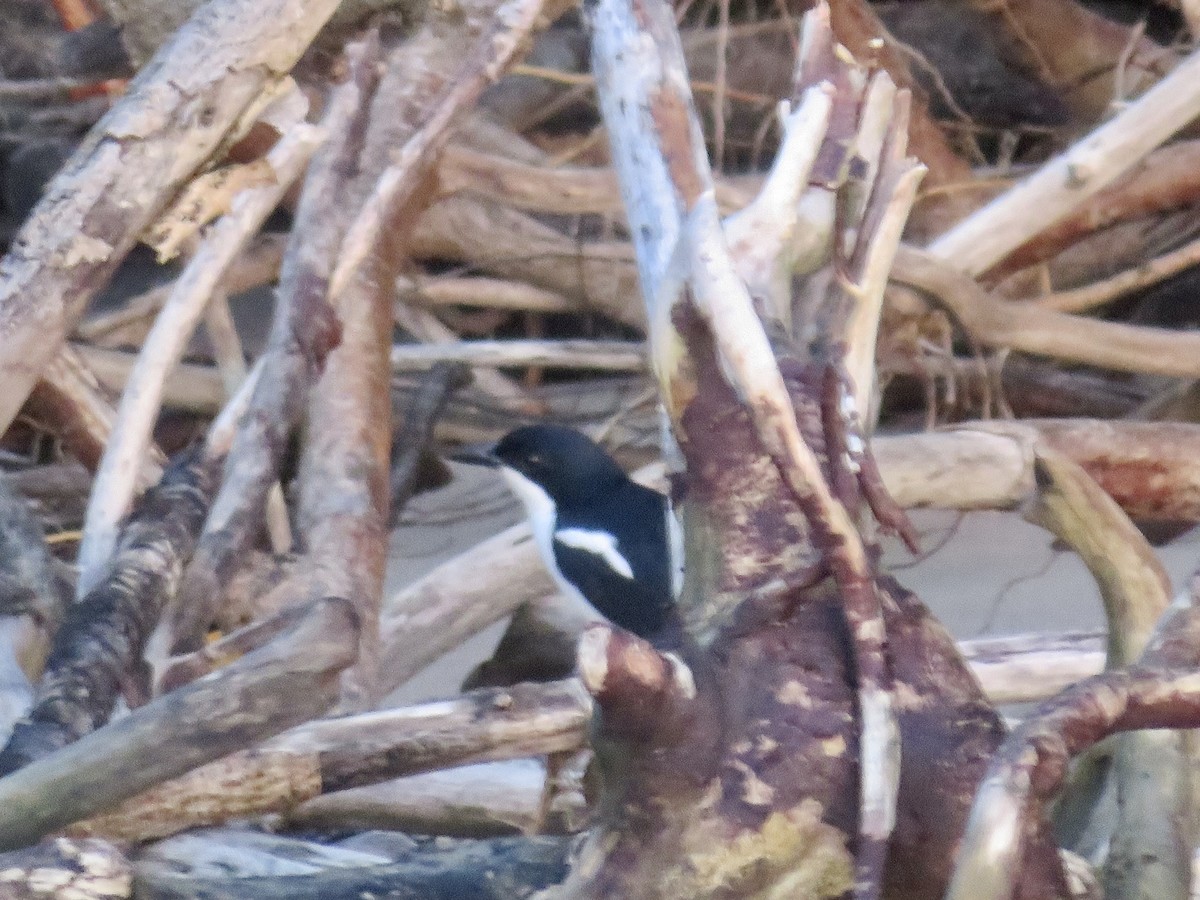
384;462;1200;705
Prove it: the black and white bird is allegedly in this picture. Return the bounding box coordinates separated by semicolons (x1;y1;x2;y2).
458;425;679;647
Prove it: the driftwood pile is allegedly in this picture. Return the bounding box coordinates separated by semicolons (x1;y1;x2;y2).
3;0;1200;896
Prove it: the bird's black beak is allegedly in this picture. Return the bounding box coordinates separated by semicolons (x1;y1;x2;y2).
449;441;499;468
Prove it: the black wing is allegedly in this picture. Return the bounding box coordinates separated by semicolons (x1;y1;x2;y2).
552;482;674;641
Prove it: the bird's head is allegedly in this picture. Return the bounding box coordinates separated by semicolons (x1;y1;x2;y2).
456;425;627;507
494;425;628;505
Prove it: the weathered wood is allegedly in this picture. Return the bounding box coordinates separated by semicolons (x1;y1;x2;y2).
0;0;342;439
948;596;1200;900
70;344;227;415
279;678;591;792
893;246;1200;378
27;628;1110;847
0;450;218;774
133;834;571;900
67;748;320;844
0;836;131;899
411;195;643;329
876;421;1200;522
571;4;920;897
389;361;470;521
286;761;555;836
0;596;356;850
75;116;322;596
960;631;1104;706
158;37;381;663
295;195;393;710
998;141;1200;279
926;42;1200;277
388;340;646;372
379;523;551;695
133;827;399;880
1025;447;1170;668
62;677;587;843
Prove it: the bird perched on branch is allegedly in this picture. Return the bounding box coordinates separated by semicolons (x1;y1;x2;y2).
456;425;679;647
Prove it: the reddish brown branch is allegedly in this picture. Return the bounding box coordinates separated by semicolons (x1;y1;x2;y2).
950;663;1200;900
578;625;701;743
161;37;382;660
294;231;394;708
992;141;1200;279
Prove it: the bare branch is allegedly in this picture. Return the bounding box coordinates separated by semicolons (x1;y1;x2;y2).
0;450;219;774
0;0;342;439
76;117;322;597
892;245;1200;378
67;680;589;843
156;37;382;664
0;596;356;851
927;44;1200;276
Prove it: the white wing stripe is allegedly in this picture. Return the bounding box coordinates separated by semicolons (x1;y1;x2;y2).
554;528;635;579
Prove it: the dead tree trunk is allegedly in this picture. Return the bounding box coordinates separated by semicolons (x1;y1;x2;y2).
546;3;1070;898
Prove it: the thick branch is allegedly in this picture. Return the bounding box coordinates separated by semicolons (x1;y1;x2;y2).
0;450;218;774
947;662;1200;900
157;38;381;662
0;596;356;851
68;679;588;842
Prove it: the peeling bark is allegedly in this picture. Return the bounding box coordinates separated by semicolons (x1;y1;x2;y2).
0;0;342;439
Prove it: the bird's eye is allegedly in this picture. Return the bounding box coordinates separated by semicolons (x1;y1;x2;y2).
527;455;542;466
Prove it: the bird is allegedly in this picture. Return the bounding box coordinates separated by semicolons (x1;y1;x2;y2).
455;425;679;647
